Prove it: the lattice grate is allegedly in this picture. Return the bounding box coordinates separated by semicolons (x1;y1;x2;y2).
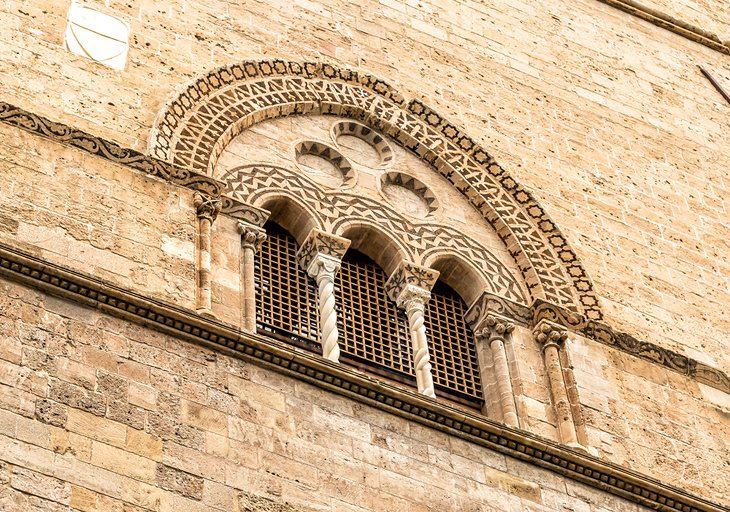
255;223;320;345
425;281;483;402
335;251;414;377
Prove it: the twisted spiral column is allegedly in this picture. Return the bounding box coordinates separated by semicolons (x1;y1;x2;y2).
399;285;436;398
306;254;342;362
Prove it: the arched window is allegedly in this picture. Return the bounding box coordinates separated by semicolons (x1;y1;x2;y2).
255;222;319;349
335;250;414;385
425;280;483;408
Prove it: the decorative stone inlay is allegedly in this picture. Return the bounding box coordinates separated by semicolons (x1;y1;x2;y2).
331;121;393;168
296;228;351;271
379;172;439;218
385;261;440;304
294;141;355;188
220;163;527;303
220;197;270;227
65;3;130;70
147;61;603;319
466;290;532;331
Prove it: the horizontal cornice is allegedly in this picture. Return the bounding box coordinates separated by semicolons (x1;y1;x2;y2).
596;0;729;55
0;242;728;512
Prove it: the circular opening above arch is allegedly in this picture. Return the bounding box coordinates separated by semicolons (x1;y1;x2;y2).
331;121;394;169
294;141;356;188
379;172;439;219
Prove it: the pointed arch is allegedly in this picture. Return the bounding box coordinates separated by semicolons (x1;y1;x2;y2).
150;60;602;320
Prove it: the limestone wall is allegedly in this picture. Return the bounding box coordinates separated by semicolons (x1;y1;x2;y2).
1;0;729;509
0;276;677;511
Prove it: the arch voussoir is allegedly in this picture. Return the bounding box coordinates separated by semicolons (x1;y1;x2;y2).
150;59;602;320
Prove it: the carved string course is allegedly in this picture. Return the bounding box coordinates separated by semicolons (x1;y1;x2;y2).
147;60;602;320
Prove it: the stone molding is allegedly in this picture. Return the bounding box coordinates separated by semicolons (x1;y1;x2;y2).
596;0;729;55
0;242;727;512
0;101;223;197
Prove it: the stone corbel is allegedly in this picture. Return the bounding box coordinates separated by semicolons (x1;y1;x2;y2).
296;229;351;363
385;262;440;398
533;318;585;451
237;221;267;333
193;192;221;315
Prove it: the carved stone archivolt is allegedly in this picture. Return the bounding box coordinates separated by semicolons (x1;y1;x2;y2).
148;60;602;320
220;163;528;304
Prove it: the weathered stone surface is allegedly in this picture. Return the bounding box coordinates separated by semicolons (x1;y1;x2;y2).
0;0;728;510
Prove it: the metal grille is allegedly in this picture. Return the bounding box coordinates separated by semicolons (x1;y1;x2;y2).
255;223;320;346
424;281;483;403
335;251;414;378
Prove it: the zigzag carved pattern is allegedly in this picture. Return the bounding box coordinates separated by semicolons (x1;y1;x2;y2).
220;164;527;303
149;60;601;320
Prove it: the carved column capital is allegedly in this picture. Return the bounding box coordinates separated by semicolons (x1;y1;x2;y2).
533;319;569;351
237;222;267;253
296;228;350;273
394;284;432;313
384;261;439;307
304;253;342;281
194;192;222;222
474;313;516;343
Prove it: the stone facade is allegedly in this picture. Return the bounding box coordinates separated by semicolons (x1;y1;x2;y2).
0;0;729;511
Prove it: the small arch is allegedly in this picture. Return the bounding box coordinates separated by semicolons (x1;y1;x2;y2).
257;193;320;245
425;252;490;307
336;220;411;276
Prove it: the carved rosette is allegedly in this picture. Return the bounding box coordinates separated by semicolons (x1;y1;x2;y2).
193;192;222;222
297;229;351;363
